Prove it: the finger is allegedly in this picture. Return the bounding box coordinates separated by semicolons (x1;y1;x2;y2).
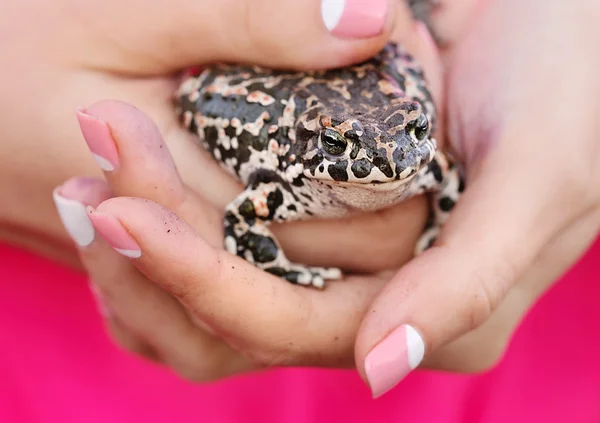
354;148;581;398
86;197;388;367
54;177;252;380
53;177;153;358
81;0;416;73
91;285;162;363
76;101;224;246
426;205;600;373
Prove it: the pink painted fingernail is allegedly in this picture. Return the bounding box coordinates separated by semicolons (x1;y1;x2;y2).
77;109;119;171
321;0;388;39
364;324;425;398
89;280;112;318
87;209;141;258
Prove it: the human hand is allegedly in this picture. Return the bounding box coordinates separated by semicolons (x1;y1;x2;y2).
2;0;438;275
354;0;600;397
47;0;450;380
53;99;413;379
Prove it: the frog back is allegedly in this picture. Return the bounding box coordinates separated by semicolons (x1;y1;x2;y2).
176;65;310;183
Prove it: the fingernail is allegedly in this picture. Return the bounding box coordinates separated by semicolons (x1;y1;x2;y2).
321;0;388;39
86;209;141;258
53;185;95;248
364;324;425;398
89;280;112;318
76;109;119;171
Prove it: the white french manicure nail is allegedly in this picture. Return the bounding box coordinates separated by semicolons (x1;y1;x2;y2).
321;0;346;32
53;188;95;247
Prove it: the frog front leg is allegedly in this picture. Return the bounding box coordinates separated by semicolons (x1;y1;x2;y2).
223;175;342;288
409;151;465;254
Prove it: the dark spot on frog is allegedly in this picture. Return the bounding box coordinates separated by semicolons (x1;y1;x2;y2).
300;192;313;201
295;122;313;139
306;108;320;121
373;154;393;178
427;159;444;183
237;199;256;225
439;197;455;212
385;112;405;129
400;101;419;112
331;115;346;127
239;232;278;263
351;158;373;178
318;164;324;172
204;126;218;144
224;125;237;138
349;140;361;160
267;267;302;283
305;151;324;176
327;160;349;182
266;189;284;220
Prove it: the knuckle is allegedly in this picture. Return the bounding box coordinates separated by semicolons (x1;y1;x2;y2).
467;261;515;331
230;1;274;63
229;1;314;69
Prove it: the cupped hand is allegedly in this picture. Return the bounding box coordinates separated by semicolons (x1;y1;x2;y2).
354;0;600;397
54;100;406;380
44;0;448;382
3;0;439;275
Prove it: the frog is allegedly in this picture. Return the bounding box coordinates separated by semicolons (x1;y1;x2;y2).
175;42;464;289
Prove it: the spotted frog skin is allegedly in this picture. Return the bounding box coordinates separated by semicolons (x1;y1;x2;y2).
175;42;464;288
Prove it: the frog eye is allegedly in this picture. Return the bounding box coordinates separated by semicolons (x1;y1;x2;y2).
414;113;429;141
321;128;348;155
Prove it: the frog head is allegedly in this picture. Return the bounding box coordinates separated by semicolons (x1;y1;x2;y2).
295;98;436;209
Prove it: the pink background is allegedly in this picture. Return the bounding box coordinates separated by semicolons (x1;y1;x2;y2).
1;239;599;422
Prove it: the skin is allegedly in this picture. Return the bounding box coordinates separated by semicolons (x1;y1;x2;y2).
0;0;446;373
0;0;433;273
3;0;600;396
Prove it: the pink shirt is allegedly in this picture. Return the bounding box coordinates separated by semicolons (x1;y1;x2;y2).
1;238;599;422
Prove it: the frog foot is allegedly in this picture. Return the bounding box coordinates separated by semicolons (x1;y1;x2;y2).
223;180;343;289
264;264;343;289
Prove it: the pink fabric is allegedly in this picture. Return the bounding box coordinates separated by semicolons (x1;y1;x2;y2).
1;239;599;423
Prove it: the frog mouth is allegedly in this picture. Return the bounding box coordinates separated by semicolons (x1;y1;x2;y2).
346;138;436;185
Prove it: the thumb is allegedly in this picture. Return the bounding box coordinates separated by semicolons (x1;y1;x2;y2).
354;144;577;398
88;0;416;73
